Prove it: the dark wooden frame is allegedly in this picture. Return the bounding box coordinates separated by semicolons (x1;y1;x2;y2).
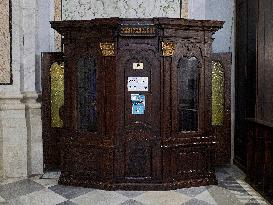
246;118;273;204
235;0;273;201
50;18;223;190
211;52;231;165
41;52;64;170
235;0;257;170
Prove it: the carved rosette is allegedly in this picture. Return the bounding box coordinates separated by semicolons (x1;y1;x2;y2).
100;42;115;56
162;42;176;57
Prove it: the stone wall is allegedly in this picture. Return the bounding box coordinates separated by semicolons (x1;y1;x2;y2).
62;0;181;20
205;0;235;53
0;0;55;178
61;0;235;53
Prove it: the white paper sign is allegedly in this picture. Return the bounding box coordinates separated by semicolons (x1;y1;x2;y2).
133;63;143;70
127;77;148;91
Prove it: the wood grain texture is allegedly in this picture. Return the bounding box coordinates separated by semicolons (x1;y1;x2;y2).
235;3;273;202
246;118;273;204
235;0;257;170
50;18;223;190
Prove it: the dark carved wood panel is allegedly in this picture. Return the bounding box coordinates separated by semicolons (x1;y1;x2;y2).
126;136;152;178
235;0;257;170
171;39;208;137
59;144;115;186
41;52;64;171
235;3;273;202
177;57;199;132
76;57;97;132
174;147;209;179
235;0;273;173
116;43;161;183
50;18;223;190
246;119;273;204
162;143;216;186
62;145;99;176
256;0;273;122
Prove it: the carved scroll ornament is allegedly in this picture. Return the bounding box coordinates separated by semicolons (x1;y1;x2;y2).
162;42;176;57
100;42;115;56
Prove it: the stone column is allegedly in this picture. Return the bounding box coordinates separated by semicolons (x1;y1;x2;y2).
21;0;55;176
22;92;43;175
0;0;28;178
0;93;27;178
21;0;43;175
0;0;55;179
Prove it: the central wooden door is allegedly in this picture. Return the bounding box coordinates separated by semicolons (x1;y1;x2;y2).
115;41;161;183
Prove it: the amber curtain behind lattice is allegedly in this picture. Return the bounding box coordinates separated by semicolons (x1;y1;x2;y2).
50;62;64;128
212;61;225;126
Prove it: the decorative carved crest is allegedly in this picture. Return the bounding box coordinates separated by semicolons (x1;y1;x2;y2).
100;43;115;56
162;42;176;57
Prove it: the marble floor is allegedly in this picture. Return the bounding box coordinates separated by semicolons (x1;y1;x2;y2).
0;165;270;205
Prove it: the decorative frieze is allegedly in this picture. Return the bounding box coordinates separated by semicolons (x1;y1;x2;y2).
120;25;157;36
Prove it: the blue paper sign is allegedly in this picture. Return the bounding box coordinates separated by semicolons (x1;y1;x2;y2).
131;94;145;115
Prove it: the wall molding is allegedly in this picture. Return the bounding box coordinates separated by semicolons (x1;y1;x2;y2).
54;0;62;51
181;0;189;18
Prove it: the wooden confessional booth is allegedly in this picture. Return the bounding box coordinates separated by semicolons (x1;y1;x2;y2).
49;18;223;190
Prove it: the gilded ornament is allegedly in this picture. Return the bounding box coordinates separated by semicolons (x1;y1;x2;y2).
100;42;115;56
162;42;176;57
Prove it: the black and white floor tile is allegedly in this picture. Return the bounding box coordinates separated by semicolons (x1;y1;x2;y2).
0;166;270;205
